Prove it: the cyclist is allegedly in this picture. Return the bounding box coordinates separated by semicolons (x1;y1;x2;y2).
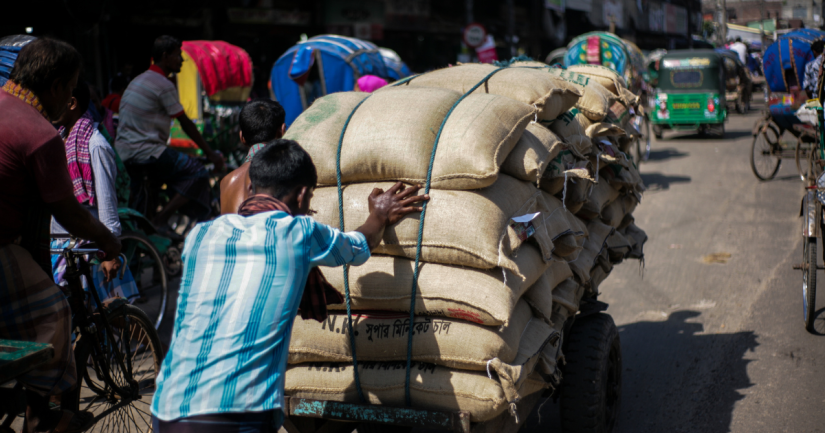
151;140;428;432
219;99;286;215
115;35;225;230
0;38;121;432
50;80;139;303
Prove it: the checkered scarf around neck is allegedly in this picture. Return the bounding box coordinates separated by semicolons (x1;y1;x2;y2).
2;80;49;120
238;194;345;322
59;111;97;206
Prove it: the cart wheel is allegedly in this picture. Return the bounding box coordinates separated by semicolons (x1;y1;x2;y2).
803;237;817;332
652;125;663;140
751;132;781;181
560;313;621;433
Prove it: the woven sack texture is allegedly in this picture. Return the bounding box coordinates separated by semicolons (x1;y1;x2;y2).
400;63;581;121
544;67;618;121
284;88;534;190
501;122;566;184
324;245;551;326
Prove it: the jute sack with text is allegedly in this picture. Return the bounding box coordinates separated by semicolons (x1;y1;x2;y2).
399;63;581;121
501;122;567;184
313;175;583;272
284;88;533;190
566;65;627;96
539;150;592;195
288;300;533;369
325;245;551;326
285;317;555;421
285;362;547;422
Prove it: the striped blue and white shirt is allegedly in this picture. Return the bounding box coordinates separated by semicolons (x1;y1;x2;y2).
151;211;370;420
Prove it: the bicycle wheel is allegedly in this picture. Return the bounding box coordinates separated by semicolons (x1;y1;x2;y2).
120;231;168;329
634;115;651;164
72;305;162;433
803;236;817;332
751;133;781;180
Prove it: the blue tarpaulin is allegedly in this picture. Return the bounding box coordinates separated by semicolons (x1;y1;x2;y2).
272;35;409;126
763;29;825;92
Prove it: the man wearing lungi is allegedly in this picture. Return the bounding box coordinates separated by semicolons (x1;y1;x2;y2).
0;38;122;431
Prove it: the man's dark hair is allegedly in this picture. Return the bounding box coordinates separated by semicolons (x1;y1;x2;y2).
249;139;317;200
152;35;181;62
735;37;742;43
9;38;82;94
239;99;286;144
73;80;91;113
813;40;825;55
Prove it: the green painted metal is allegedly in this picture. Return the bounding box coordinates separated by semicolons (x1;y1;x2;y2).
286;397;471;432
0;340;54;385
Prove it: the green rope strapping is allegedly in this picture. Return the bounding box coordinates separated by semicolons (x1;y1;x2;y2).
403;66;508;406
336;93;375;404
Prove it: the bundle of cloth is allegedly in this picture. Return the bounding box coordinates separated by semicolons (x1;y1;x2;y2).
281;62;647;422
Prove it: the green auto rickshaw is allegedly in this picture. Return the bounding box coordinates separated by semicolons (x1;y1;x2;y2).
650;49;727;138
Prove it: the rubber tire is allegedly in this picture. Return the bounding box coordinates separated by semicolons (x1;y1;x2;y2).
804;237;817;332
66;304;163;432
119;230;169;329
560;313;622;433
652;125;663;140
751;133;781;181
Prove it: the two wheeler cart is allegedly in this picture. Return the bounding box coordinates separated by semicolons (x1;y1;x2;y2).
282;302;622;433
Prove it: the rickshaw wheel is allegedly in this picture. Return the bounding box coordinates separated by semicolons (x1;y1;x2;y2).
652;125;663;140
751;132;781;181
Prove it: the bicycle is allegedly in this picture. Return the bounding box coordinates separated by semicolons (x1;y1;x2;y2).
794;98;825;332
51;240;163;431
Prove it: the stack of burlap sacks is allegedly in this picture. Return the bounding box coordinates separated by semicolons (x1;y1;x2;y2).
280;62;647;423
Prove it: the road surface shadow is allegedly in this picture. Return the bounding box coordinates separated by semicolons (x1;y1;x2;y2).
523;311;758;433
807;308;825;335
665;130;752;141
646;147;689;162
640;172;692;191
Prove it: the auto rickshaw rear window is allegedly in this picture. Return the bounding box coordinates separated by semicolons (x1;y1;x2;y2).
671;70;703;87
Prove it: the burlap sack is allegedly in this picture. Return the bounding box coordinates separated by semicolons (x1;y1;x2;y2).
521;260;575;324
312;175;553;272
540;150;592;195
569;220;614;285
400;63;581;121
566;64;627;96
541;194;589;260
501;122;566;184
620;222;647;260
549;108;625;154
605;230;632;263
284;88;534;190
285;316;555;422
289;300;534;370
601;194;639;228
551;278;585;315
325;245;550;326
589;249;613;294
558;176;594;214
544;67;618;122
577;179;621;220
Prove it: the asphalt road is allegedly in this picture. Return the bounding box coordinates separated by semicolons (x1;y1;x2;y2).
153;102;825;433
520;103;825;433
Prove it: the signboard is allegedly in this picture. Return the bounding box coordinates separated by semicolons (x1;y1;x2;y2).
325;0;385;25
463;23;488;48
476;35;498;63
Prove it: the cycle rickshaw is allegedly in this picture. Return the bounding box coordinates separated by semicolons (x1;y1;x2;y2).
750;29;825;181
